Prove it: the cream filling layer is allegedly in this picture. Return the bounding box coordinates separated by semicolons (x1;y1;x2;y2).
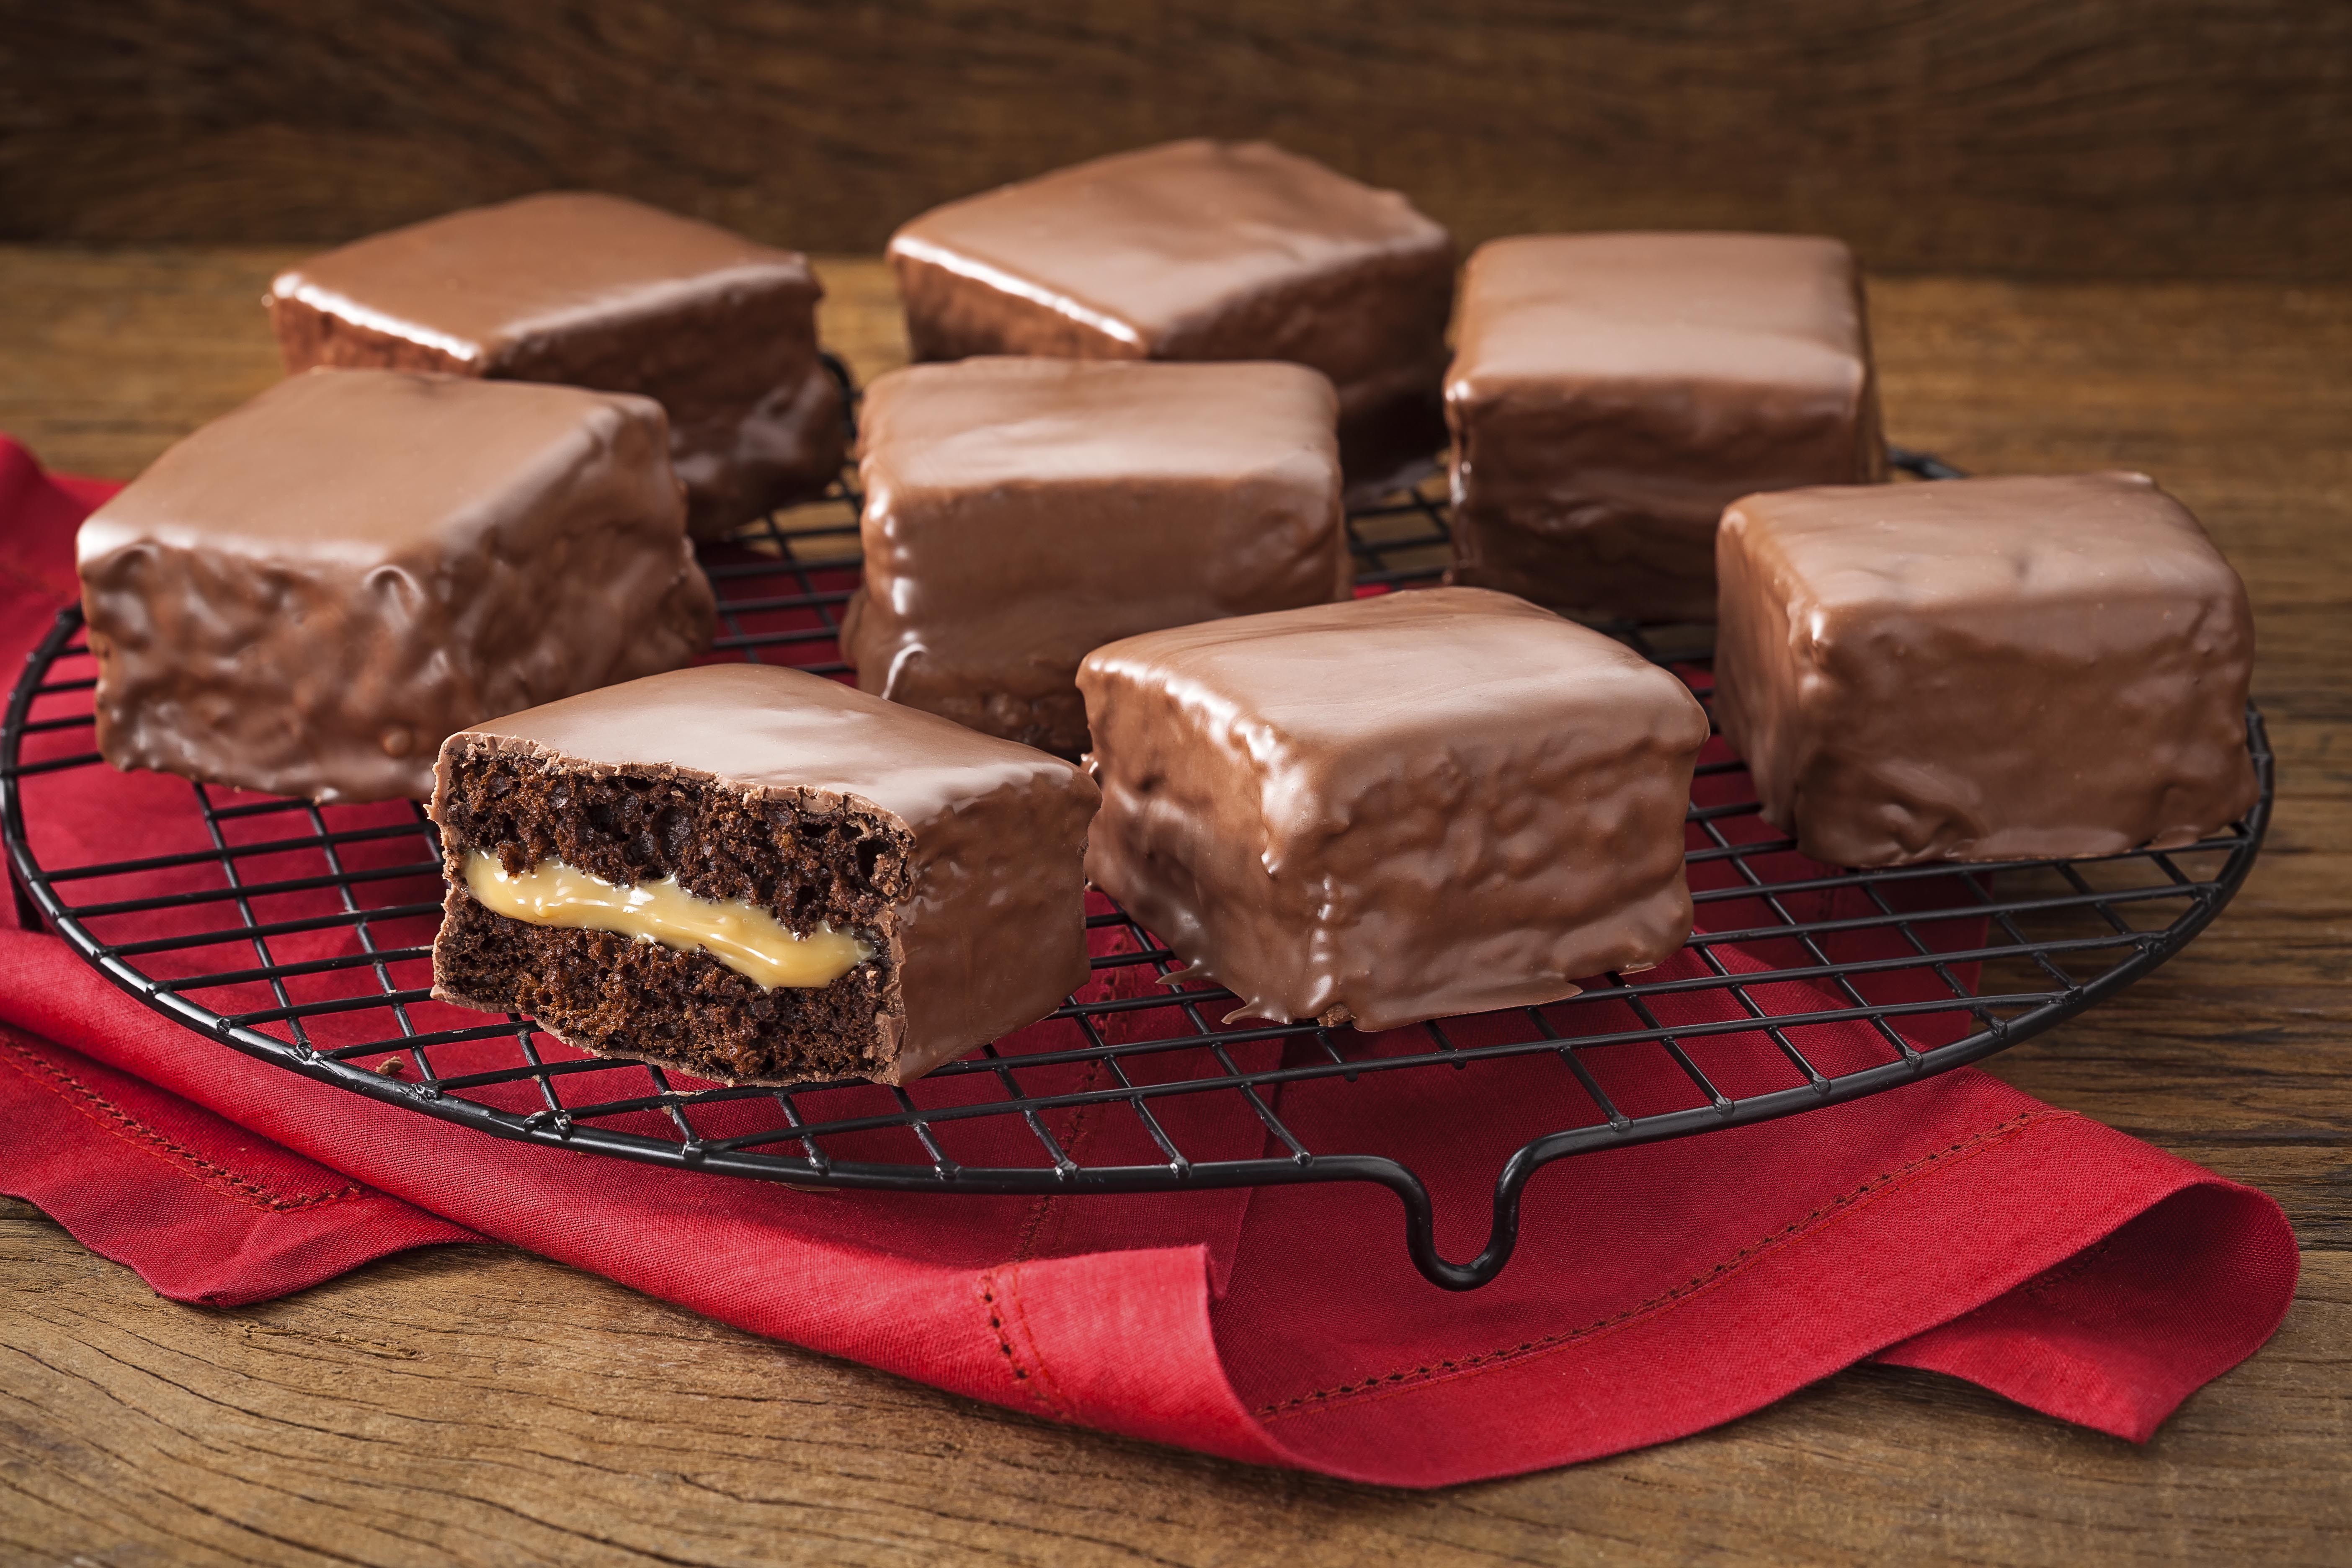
464;852;874;990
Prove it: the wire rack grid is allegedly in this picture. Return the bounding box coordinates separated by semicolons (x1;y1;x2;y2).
0;382;2272;1289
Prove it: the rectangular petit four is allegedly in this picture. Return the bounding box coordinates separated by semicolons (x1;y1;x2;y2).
268;191;846;537
1447;233;1884;621
77;369;713;804
1077;587;1709;1031
431;663;1099;1086
888;139;1454;493
1712;472;2259;865
840;357;1350;754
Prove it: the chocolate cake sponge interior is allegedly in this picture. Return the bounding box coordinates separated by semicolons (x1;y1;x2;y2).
430;663;1097;1088
433;749;911;1086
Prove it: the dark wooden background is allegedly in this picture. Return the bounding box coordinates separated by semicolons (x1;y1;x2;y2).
3;0;2347;279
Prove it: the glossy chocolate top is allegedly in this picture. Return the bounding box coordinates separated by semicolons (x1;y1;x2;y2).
1078;586;1710;1030
1722;471;2242;619
844;357;1348;753
861;356;1340;490
1449;232;1870;397
1083;585;1692;758
268;191;820;368
1713;471;2258;865
445;663;1092;831
888;139;1449;350
78;368;710;805
78;368;681;565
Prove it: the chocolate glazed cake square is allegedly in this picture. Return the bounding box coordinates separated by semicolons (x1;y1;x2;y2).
430;663;1099;1087
268;191;847;538
888;139;1455;495
1446;233;1885;622
839;357;1351;755
77;369;714;804
1077;588;1711;1032
1712;472;2259;867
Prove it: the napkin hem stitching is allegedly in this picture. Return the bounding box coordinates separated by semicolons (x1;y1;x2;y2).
980;1264;1068;1417
1253;1106;2064;1423
0;1029;371;1214
985;1056;1104;1421
1008;1264;1073;1414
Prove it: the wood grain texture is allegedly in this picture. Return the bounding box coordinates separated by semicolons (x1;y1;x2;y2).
0;247;2348;1562
1;1199;2346;1567
2;2;2349;280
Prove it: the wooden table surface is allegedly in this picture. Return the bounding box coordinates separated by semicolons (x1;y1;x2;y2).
0;248;2346;1566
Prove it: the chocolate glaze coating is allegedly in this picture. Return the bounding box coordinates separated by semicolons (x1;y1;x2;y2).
1446;233;1885;622
431;663;1099;1082
840;358;1350;754
1713;472;2259;866
888;140;1455;495
268;191;846;538
1078;587;1710;1032
77;369;715;804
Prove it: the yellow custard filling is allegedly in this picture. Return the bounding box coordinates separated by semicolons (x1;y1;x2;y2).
464;851;874;990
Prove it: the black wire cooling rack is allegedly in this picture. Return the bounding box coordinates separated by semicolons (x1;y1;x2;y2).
0;383;2272;1289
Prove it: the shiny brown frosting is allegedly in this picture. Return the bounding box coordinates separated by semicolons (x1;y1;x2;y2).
841;357;1351;754
1446;233;1885;622
1078;586;1710;1031
268;191;846;538
435;663;1099;1080
1713;472;2259;866
77;369;714;804
887;139;1455;493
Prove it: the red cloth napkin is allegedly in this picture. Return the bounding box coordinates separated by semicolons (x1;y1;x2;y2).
0;436;2297;1485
